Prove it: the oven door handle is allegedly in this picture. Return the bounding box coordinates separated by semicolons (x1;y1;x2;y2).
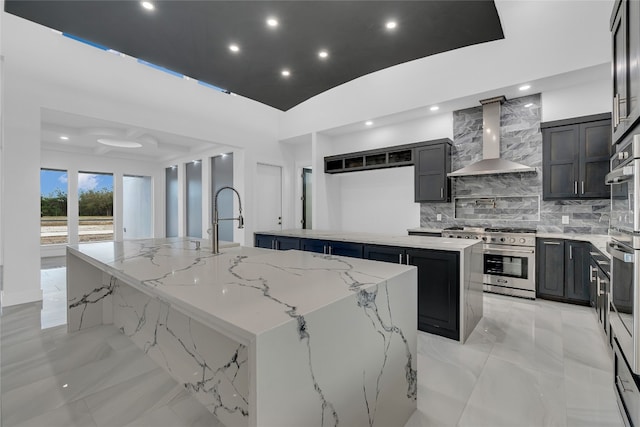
484;247;535;255
607;242;634;263
605;165;634;184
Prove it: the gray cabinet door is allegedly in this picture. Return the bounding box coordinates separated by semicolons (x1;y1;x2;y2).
536;239;565;298
565;240;590;302
579;120;611;198
612;1;629;142
414;144;449;202
543;125;580;199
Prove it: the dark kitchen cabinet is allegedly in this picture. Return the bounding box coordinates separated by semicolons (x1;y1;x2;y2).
536;238;591;305
589;247;610;338
364;244;460;340
414;140;452;203
254;233;300;250
300;239;363;258
565;240;590;301
407;248;459;341
611;0;640;144
541;114;611;200
536;239;565;298
364;244;405;264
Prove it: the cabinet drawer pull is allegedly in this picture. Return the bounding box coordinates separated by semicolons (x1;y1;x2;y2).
614;93;620;127
440;188;444;199
398;254;403;264
581;181;584;194
590;265;597;282
574;181;578;194
543;241;561;245
406;254;410;265
569;245;573;260
597;260;610;266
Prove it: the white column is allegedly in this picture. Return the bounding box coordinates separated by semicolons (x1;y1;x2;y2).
1;83;42;306
113;172;123;241
201;157;211;239
177;162;186;237
67;169;79;244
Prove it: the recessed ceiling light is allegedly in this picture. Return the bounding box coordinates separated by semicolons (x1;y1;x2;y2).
519;84;531;91
229;44;240;53
524;103;533;108
267;17;279;27
97;138;142;148
141;2;154;11
59;135;69;140
281;69;291;77
386;21;397;30
318;50;329;59
430;106;439;111
365;121;373;126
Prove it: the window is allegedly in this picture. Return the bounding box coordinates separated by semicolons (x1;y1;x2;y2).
78;172;113;242
166;166;179;237
186;160;202;238
40;169;68;245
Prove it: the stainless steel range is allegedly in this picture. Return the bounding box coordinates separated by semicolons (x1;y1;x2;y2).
442;226;537;299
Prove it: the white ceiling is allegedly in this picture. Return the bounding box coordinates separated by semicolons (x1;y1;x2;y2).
40;108;220;162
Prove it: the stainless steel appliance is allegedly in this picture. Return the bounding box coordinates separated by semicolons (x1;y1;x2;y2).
607;134;640;234
442;226;536;299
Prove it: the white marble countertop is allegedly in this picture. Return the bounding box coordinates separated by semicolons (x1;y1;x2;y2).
407;227;444;234
67;238;414;341
257;229;480;251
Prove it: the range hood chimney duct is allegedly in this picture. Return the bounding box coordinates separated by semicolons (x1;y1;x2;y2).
448;96;536;177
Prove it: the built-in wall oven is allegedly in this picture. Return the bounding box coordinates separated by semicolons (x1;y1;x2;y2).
607;133;640;375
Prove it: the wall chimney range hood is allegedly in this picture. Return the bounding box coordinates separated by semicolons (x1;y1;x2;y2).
448;96;536;177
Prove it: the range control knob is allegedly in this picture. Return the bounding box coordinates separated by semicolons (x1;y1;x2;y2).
500;237;505;242
509;237;516;243
520;238;526;244
464;236;470;239
482;236;487;241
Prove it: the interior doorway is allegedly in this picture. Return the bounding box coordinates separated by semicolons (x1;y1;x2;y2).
302;168;312;229
123;175;152;239
256;163;282;231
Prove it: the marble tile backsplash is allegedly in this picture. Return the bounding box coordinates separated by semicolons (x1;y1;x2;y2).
420;94;610;234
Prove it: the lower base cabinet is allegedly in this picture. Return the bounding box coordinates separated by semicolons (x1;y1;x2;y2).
255;234;461;341
364;244;460;340
254;234;300;250
536;238;590;305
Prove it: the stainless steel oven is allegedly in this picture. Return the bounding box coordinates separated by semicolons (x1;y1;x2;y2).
441;227;536;299
608;233;640;374
483;242;536;299
607;134;640;234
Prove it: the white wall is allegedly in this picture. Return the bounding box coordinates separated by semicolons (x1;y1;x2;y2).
312;113;452;234
541;78;611;122
1;14;283;306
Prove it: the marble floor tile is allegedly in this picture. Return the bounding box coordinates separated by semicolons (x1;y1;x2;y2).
10;399;97;427
457;356;567;427
165;390;223;427
83;368;184;427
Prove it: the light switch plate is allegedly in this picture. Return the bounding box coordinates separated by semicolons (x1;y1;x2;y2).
436;214;442;221
562;215;570;224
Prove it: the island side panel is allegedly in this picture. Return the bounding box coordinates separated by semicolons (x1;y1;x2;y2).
111;278;250;427
254;269;417;427
67;250;114;332
460;244;484;343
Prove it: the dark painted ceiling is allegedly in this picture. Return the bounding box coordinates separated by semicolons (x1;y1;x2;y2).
5;1;504;111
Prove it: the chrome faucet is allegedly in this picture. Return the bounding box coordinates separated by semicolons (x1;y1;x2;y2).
211;186;244;254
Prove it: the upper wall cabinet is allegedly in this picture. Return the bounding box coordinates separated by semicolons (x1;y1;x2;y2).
611;0;640;146
541;113;611;200
414;141;452;202
324;143;415;173
324;138;452;203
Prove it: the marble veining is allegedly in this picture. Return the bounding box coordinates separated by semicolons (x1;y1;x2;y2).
67;239;417;426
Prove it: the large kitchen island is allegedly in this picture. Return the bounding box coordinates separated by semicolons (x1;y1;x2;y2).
66;238;417;427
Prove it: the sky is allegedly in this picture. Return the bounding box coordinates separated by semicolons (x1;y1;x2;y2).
40;170;113;196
